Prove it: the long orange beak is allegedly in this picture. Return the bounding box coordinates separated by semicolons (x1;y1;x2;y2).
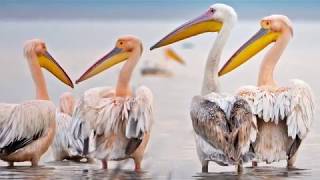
76;47;129;84
150;9;222;50
38;51;74;88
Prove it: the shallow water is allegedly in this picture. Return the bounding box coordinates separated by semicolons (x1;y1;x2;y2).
0;20;320;179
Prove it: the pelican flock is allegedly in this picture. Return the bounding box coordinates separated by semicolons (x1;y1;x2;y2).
219;15;315;167
71;36;153;171
0;2;316;176
0;39;73;166
151;4;257;172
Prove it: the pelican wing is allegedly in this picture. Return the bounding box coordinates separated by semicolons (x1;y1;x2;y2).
0;100;55;155
237;79;315;139
93;86;154;156
71;86;154;157
190;94;231;153
0;103;17;125
52;112;76;157
70;86;115;154
125;86;153;155
229;98;257;161
126;86;153;138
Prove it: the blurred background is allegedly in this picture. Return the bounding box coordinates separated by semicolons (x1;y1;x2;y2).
0;0;319;179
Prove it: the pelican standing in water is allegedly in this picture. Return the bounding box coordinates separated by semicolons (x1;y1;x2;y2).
219;15;315;167
72;36;153;171
52;92;90;162
151;4;257;172
0;39;73;166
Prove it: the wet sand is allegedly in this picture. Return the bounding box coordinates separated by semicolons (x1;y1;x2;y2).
0;20;319;179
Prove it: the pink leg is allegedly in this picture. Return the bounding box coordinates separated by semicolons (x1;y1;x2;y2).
31;157;39;167
101;159;108;169
252;161;258;167
134;159;141;172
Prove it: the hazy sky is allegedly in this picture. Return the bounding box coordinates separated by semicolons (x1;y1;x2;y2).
0;0;319;20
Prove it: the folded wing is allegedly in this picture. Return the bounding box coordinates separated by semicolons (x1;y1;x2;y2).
237;79;315;140
0;100;55;155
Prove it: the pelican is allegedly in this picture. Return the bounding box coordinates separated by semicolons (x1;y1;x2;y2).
71;36;153;171
0;39;73;166
150;4;257;172
52;92;85;161
219;15;315;167
140;47;185;77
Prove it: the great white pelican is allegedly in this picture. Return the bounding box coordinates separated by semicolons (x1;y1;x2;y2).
71;36;153;171
219;15;315;167
0;39;73;166
150;4;257;172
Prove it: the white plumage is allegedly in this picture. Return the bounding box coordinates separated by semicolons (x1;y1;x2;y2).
71;86;153;161
52;112;74;160
0;100;56;163
237;79;315;163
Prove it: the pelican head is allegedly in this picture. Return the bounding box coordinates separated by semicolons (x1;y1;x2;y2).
218;15;293;76
150;3;237;50
59;92;75;116
24;39;74;88
76;35;143;84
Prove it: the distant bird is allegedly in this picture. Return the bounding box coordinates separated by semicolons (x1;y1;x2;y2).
150;4;257;172
141;47;185;77
219;15;315;167
0;39;73;166
72;36;153;171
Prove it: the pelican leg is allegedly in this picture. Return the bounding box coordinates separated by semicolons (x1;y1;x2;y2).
31;157;39;167
134;158;142;172
252;161;258;167
8;162;14;167
201;161;209;173
237;160;243;173
101;159;108;169
287;152;298;168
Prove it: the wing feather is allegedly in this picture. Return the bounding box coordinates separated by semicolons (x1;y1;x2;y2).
0;100;55;155
125;86;153;139
70;87;114;154
229;98;257;161
237;79;315;140
190;95;230;153
71;86;154;157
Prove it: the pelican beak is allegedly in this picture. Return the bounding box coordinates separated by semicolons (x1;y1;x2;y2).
76;47;129;84
218;28;280;76
38;51;74;88
165;48;186;65
150;10;222;50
